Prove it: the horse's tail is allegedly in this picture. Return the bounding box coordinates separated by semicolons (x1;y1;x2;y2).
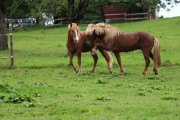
153;38;161;69
106;51;113;69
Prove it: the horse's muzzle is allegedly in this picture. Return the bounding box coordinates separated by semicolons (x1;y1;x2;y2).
74;39;79;44
74;40;78;43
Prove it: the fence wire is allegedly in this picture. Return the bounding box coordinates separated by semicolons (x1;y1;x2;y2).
1;33;179;39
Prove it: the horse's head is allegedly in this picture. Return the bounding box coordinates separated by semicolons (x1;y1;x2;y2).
68;23;80;44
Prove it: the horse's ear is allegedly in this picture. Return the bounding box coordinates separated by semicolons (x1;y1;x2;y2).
68;23;72;29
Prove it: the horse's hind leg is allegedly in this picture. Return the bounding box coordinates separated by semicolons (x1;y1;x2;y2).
90;51;98;72
149;52;153;60
142;50;150;75
114;52;124;75
149;51;158;75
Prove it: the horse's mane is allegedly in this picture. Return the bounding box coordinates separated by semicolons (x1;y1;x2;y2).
85;24;95;35
86;23;122;44
68;23;80;31
95;23;122;36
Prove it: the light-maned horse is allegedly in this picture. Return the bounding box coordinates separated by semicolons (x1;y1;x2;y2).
88;23;161;75
66;23;113;74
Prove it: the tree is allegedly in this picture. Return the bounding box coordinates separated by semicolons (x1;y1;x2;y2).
0;0;8;50
26;0;89;23
68;0;89;23
0;0;32;50
28;0;67;18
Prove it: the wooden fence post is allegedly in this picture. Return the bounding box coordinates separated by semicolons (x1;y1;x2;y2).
9;19;14;68
125;12;126;22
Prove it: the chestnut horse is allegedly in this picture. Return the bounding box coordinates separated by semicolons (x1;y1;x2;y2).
89;23;161;75
66;23;113;74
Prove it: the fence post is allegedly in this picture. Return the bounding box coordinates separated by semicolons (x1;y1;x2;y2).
125;12;126;22
149;7;152;20
9;19;14;68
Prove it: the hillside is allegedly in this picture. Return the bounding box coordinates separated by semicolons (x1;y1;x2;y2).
0;17;180;120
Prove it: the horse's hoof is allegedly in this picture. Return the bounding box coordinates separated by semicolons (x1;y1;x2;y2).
76;69;79;73
91;70;95;72
120;72;124;75
76;69;82;74
141;72;146;76
109;70;113;74
154;72;158;75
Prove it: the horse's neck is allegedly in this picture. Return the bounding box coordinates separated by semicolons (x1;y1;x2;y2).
79;31;86;40
79;31;85;36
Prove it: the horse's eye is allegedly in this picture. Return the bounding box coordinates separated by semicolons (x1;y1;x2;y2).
72;30;74;32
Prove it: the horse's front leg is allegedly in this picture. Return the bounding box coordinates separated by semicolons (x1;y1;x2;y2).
113;52;124;75
92;43;110;55
76;52;82;74
90;50;98;72
69;51;77;72
91;44;98;55
98;49;113;74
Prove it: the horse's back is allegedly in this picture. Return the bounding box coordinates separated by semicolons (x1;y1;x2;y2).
112;31;154;52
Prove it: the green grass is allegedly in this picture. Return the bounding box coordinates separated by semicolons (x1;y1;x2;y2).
0;17;180;120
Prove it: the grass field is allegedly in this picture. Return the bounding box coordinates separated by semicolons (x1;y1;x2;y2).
0;17;180;120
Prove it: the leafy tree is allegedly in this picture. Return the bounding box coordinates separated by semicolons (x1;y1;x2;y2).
67;0;89;23
0;0;32;50
0;0;8;50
